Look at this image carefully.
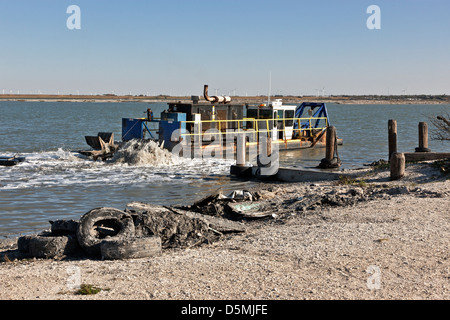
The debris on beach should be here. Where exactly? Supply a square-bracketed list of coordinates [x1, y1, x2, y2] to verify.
[184, 190, 262, 219]
[0, 199, 249, 261]
[226, 202, 275, 219]
[1, 166, 448, 262]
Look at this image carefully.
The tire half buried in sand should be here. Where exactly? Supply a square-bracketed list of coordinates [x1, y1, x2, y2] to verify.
[18, 233, 80, 259]
[101, 236, 162, 260]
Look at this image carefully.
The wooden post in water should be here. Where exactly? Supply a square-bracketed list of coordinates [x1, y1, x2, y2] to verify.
[388, 120, 397, 161]
[325, 126, 336, 162]
[390, 152, 405, 180]
[415, 122, 431, 152]
[318, 126, 340, 169]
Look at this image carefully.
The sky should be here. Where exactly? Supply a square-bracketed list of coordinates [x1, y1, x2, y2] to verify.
[1, 0, 450, 96]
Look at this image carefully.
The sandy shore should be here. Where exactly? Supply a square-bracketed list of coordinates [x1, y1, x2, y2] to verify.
[0, 162, 449, 300]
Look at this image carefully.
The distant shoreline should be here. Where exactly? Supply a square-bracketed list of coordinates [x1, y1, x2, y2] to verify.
[0, 94, 449, 105]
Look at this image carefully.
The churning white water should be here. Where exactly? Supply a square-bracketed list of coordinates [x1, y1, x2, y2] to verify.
[111, 139, 177, 166]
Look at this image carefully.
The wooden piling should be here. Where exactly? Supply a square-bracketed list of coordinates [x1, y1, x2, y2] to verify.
[325, 126, 336, 162]
[318, 126, 340, 169]
[388, 120, 397, 161]
[415, 122, 431, 152]
[390, 152, 405, 180]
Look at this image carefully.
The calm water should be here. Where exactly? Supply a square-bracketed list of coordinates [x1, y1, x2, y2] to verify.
[0, 101, 449, 237]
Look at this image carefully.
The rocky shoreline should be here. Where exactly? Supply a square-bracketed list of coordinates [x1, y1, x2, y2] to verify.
[0, 162, 449, 300]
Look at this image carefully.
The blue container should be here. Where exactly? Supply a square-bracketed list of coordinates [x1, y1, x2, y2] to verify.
[122, 118, 144, 141]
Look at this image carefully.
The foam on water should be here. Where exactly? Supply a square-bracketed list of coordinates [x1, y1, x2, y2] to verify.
[111, 139, 179, 166]
[0, 141, 234, 191]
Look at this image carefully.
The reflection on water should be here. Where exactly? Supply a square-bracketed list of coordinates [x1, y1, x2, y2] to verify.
[279, 148, 327, 168]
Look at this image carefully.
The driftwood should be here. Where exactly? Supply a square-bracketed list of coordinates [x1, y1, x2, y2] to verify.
[166, 206, 247, 233]
[127, 202, 246, 234]
[437, 115, 450, 127]
[125, 202, 246, 249]
[429, 115, 450, 141]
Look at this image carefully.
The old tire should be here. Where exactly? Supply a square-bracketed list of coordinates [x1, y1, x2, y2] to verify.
[77, 207, 135, 257]
[50, 219, 79, 236]
[17, 235, 35, 253]
[100, 236, 161, 260]
[19, 234, 80, 258]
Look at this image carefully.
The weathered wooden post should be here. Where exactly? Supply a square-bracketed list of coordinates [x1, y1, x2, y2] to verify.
[318, 126, 340, 169]
[388, 120, 397, 161]
[325, 126, 336, 162]
[415, 122, 431, 152]
[390, 152, 405, 180]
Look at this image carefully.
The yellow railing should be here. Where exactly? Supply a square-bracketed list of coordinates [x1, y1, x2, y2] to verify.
[177, 117, 328, 139]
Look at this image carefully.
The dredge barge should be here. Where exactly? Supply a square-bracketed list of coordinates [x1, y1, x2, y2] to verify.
[81, 85, 343, 161]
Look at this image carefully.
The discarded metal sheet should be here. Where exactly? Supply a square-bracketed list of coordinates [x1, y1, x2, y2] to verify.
[227, 202, 273, 218]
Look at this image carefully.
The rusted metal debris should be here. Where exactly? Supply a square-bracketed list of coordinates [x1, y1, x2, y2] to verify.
[79, 132, 118, 161]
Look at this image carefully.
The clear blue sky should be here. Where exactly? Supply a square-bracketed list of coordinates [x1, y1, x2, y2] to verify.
[1, 0, 449, 96]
